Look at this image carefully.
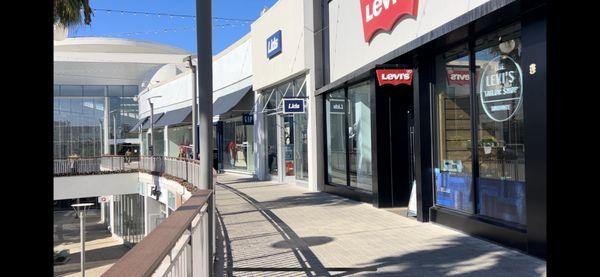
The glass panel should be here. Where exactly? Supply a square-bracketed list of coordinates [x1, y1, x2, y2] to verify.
[326, 89, 347, 185]
[168, 125, 192, 157]
[153, 128, 165, 156]
[83, 85, 105, 97]
[60, 85, 83, 97]
[123, 85, 139, 97]
[266, 114, 278, 175]
[53, 97, 104, 159]
[433, 45, 474, 213]
[475, 23, 526, 225]
[54, 85, 60, 96]
[223, 120, 249, 171]
[283, 116, 295, 176]
[347, 82, 372, 191]
[108, 85, 123, 97]
[246, 124, 255, 173]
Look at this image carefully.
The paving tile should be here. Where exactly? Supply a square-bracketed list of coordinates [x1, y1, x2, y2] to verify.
[215, 173, 546, 276]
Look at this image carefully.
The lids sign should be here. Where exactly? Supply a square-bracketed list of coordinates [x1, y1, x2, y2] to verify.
[479, 55, 523, 122]
[376, 69, 413, 86]
[360, 0, 419, 42]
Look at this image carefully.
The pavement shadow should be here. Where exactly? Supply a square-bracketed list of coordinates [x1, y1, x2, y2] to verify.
[330, 236, 545, 276]
[217, 182, 334, 276]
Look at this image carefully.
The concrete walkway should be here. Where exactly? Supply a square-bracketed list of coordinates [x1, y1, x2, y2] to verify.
[215, 173, 546, 276]
[54, 210, 129, 277]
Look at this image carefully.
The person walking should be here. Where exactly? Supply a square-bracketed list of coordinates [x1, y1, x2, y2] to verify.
[125, 149, 132, 164]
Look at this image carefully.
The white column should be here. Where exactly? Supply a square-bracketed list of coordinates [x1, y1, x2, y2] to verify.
[100, 201, 105, 224]
[164, 126, 169, 156]
[144, 194, 149, 236]
[254, 91, 267, 180]
[306, 73, 319, 192]
[103, 92, 110, 155]
[109, 196, 115, 236]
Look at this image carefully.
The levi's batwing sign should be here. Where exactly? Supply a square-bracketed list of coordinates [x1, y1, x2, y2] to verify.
[376, 69, 413, 86]
[360, 0, 419, 42]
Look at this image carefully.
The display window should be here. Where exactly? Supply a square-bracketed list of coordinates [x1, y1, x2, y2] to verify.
[324, 81, 373, 192]
[432, 23, 526, 226]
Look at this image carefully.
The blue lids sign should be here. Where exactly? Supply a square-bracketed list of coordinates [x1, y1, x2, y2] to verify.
[283, 98, 305, 114]
[267, 30, 282, 59]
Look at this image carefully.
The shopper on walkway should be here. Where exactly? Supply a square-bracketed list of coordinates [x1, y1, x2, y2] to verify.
[125, 149, 132, 164]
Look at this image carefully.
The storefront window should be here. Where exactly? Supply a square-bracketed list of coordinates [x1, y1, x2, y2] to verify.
[153, 128, 165, 156]
[475, 23, 526, 225]
[432, 23, 525, 226]
[433, 45, 474, 213]
[326, 89, 347, 186]
[222, 119, 253, 172]
[112, 194, 145, 246]
[266, 114, 278, 176]
[167, 125, 192, 158]
[347, 82, 372, 191]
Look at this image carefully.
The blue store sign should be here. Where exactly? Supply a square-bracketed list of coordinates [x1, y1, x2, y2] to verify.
[267, 30, 282, 59]
[242, 114, 254, 125]
[283, 98, 305, 114]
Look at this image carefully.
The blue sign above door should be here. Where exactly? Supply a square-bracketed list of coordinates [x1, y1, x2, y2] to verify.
[267, 30, 282, 59]
[283, 98, 305, 114]
[242, 114, 254, 125]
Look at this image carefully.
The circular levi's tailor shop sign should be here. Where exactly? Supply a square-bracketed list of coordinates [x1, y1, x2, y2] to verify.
[479, 55, 523, 122]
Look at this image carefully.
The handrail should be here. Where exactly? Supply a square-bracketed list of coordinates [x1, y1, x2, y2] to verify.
[103, 190, 212, 277]
[101, 155, 214, 277]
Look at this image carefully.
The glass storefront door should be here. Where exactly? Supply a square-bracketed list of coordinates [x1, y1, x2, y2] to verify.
[261, 75, 308, 183]
[266, 113, 278, 176]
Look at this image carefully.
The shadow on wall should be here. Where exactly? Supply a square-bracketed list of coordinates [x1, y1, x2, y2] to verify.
[330, 236, 546, 277]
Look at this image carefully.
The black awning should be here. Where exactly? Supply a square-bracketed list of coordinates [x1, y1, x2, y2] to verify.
[141, 113, 165, 130]
[154, 106, 192, 128]
[213, 85, 252, 116]
[129, 117, 148, 133]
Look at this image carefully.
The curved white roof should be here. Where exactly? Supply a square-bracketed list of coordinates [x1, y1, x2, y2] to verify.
[54, 37, 190, 55]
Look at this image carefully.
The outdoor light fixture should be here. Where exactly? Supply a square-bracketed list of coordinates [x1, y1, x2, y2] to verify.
[499, 39, 516, 54]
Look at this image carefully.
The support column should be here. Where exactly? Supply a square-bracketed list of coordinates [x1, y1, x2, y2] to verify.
[254, 91, 267, 180]
[195, 1, 214, 274]
[103, 94, 110, 155]
[144, 194, 149, 235]
[164, 126, 169, 157]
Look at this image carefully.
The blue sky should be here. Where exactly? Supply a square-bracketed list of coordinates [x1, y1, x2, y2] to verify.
[68, 0, 278, 55]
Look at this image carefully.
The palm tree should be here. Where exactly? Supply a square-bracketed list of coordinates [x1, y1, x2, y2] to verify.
[54, 0, 94, 27]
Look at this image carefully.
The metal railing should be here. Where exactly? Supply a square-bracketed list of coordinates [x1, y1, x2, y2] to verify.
[54, 156, 129, 175]
[100, 155, 125, 171]
[140, 156, 202, 187]
[54, 158, 101, 175]
[104, 155, 213, 277]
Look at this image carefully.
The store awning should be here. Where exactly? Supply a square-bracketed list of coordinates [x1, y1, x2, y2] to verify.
[128, 117, 148, 133]
[154, 106, 192, 128]
[141, 113, 165, 130]
[213, 85, 252, 116]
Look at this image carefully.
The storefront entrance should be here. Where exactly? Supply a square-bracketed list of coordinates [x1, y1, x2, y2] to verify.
[375, 72, 415, 208]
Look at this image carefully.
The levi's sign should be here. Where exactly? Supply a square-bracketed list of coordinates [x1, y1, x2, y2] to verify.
[376, 69, 413, 86]
[360, 0, 419, 42]
[447, 69, 470, 86]
[283, 98, 305, 114]
[267, 30, 282, 59]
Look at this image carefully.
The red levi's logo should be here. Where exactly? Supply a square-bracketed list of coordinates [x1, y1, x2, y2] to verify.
[447, 69, 470, 86]
[376, 69, 413, 86]
[360, 0, 419, 42]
